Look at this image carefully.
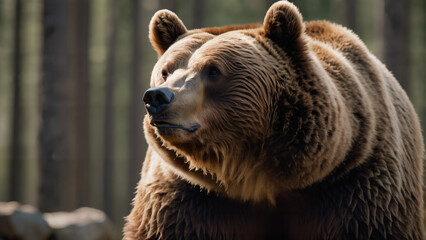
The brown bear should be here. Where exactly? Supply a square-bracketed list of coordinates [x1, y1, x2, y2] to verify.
[124, 1, 424, 239]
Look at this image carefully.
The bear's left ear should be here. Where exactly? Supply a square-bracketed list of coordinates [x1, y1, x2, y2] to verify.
[263, 1, 305, 55]
[149, 10, 188, 56]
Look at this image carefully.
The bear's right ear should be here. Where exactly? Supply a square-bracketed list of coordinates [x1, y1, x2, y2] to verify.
[149, 10, 188, 56]
[263, 1, 306, 56]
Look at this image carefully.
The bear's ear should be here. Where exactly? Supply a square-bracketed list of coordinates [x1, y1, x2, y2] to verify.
[149, 10, 188, 56]
[263, 1, 305, 54]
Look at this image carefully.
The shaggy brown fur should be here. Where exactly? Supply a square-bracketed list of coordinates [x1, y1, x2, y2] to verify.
[124, 1, 424, 239]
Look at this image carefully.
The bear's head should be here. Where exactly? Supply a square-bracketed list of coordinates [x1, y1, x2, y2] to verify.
[143, 1, 352, 203]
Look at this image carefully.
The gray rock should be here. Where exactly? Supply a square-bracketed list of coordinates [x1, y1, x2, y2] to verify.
[0, 201, 52, 240]
[44, 207, 114, 240]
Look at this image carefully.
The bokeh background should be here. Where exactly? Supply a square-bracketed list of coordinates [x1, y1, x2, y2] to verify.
[0, 0, 425, 237]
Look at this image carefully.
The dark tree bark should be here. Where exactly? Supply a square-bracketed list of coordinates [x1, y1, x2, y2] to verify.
[192, 0, 205, 28]
[345, 0, 357, 32]
[159, 0, 176, 11]
[103, 0, 119, 218]
[40, 0, 73, 212]
[373, 0, 385, 60]
[267, 0, 277, 7]
[127, 0, 145, 213]
[39, 0, 89, 212]
[70, 0, 90, 208]
[10, 0, 23, 203]
[384, 0, 410, 92]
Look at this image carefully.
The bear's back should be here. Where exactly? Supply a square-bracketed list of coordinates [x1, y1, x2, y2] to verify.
[302, 20, 424, 239]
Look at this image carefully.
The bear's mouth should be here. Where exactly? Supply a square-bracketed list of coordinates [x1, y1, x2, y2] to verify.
[152, 121, 201, 133]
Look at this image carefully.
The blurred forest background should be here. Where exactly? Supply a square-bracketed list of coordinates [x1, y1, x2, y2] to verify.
[0, 0, 425, 237]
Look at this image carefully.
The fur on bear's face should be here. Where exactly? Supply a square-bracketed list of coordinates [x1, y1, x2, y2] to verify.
[144, 2, 352, 203]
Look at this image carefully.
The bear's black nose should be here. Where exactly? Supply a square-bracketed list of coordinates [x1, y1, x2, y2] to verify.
[143, 87, 174, 115]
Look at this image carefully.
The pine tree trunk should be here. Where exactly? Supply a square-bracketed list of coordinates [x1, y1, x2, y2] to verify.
[159, 0, 176, 11]
[127, 0, 144, 213]
[39, 0, 89, 212]
[345, 0, 357, 32]
[70, 0, 90, 208]
[384, 0, 410, 92]
[10, 0, 23, 203]
[373, 0, 385, 60]
[193, 0, 205, 28]
[103, 0, 119, 218]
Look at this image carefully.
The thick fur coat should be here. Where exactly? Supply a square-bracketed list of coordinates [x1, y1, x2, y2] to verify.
[124, 2, 424, 239]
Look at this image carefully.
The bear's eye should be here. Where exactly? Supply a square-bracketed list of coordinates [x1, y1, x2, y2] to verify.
[161, 70, 168, 81]
[206, 66, 221, 82]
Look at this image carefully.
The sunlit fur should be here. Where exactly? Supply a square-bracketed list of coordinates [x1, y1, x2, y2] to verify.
[125, 2, 424, 239]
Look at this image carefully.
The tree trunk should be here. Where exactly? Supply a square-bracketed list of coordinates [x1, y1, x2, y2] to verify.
[373, 0, 385, 60]
[384, 0, 410, 92]
[159, 0, 176, 11]
[10, 0, 23, 203]
[103, 0, 119, 218]
[192, 0, 205, 28]
[40, 0, 73, 212]
[127, 0, 144, 213]
[39, 0, 89, 212]
[267, 0, 277, 7]
[69, 0, 90, 209]
[345, 0, 357, 33]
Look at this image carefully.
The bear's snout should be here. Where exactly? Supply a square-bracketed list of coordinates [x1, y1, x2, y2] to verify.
[143, 87, 174, 115]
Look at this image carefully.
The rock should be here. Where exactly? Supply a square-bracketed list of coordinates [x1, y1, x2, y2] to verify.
[44, 207, 114, 240]
[0, 201, 52, 240]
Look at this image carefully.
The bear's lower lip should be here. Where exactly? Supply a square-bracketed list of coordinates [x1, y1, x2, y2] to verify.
[153, 121, 200, 133]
